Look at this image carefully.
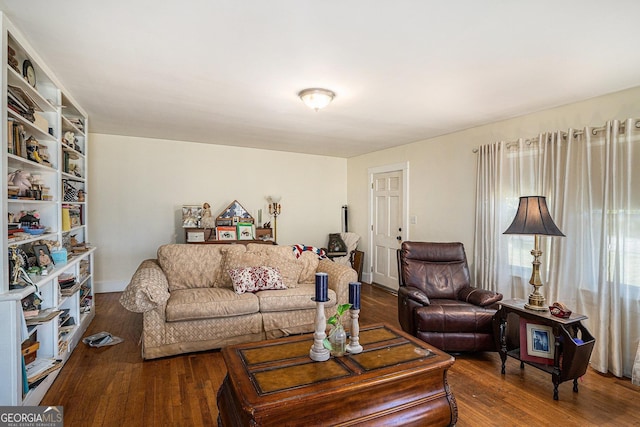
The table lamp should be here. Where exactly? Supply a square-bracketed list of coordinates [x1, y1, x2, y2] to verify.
[503, 196, 565, 311]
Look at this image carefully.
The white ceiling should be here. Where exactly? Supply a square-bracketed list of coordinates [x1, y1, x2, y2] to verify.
[1, 1, 640, 158]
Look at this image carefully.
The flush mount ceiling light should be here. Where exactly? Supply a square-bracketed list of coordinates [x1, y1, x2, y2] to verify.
[298, 88, 335, 111]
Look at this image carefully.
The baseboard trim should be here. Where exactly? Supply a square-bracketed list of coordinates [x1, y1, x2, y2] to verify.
[368, 282, 398, 296]
[95, 280, 127, 293]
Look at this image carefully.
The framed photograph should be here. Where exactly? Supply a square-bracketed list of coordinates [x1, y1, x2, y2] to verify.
[216, 226, 237, 241]
[519, 318, 555, 365]
[33, 244, 54, 268]
[182, 205, 202, 228]
[237, 223, 254, 240]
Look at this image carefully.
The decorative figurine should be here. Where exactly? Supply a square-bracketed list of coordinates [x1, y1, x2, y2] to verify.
[201, 202, 215, 229]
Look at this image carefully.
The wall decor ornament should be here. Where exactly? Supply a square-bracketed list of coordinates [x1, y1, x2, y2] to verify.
[216, 200, 254, 227]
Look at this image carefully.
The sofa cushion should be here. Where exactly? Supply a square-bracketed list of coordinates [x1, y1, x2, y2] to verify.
[158, 244, 246, 291]
[257, 284, 337, 312]
[415, 299, 496, 333]
[244, 244, 305, 288]
[229, 266, 287, 294]
[166, 287, 259, 322]
[220, 250, 268, 288]
[264, 253, 304, 288]
[297, 251, 320, 284]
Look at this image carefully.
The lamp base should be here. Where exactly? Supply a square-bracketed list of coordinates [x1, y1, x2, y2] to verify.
[525, 236, 548, 311]
[524, 293, 547, 311]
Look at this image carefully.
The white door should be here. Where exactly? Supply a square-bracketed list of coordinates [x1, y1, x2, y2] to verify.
[372, 170, 403, 290]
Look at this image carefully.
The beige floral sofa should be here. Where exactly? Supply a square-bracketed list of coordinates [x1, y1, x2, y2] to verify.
[120, 243, 357, 359]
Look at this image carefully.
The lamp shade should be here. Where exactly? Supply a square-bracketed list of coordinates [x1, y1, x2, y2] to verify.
[503, 196, 565, 236]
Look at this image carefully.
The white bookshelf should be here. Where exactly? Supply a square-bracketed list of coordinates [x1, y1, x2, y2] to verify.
[0, 12, 95, 405]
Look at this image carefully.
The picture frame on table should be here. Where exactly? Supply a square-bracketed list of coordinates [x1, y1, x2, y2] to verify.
[519, 318, 555, 365]
[217, 226, 237, 241]
[182, 205, 202, 228]
[33, 244, 54, 268]
[237, 223, 254, 240]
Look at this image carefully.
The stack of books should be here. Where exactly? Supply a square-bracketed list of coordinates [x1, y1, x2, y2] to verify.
[7, 85, 39, 123]
[25, 358, 62, 386]
[59, 274, 80, 296]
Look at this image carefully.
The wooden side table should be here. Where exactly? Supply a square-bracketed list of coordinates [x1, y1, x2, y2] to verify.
[495, 299, 595, 400]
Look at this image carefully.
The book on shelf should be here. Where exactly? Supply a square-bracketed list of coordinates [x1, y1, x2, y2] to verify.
[25, 358, 62, 385]
[59, 278, 76, 288]
[58, 309, 70, 324]
[59, 311, 75, 327]
[8, 84, 42, 114]
[21, 357, 28, 395]
[58, 340, 69, 355]
[58, 273, 76, 286]
[60, 281, 81, 296]
[59, 324, 75, 334]
[7, 118, 14, 154]
[23, 309, 40, 319]
[25, 308, 62, 326]
[7, 122, 26, 158]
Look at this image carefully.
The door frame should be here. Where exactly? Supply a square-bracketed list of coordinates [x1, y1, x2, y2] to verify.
[366, 161, 410, 285]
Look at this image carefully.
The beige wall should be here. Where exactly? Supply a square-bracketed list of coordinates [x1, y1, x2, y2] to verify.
[89, 86, 640, 291]
[88, 134, 347, 292]
[347, 86, 640, 284]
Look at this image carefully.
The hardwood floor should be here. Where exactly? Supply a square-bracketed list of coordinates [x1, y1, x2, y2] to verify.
[43, 285, 639, 426]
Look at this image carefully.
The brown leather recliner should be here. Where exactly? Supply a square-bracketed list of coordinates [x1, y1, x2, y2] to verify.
[397, 241, 503, 352]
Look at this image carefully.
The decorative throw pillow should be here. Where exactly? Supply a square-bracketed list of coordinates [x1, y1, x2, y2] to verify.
[229, 266, 286, 294]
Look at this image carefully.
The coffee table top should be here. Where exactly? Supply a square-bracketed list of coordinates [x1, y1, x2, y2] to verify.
[222, 323, 455, 400]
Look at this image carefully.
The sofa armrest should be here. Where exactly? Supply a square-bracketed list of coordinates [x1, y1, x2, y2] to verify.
[458, 286, 503, 307]
[119, 259, 171, 313]
[398, 285, 430, 306]
[317, 258, 357, 306]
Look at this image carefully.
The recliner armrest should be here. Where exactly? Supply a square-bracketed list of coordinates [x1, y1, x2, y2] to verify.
[398, 285, 430, 306]
[458, 286, 502, 307]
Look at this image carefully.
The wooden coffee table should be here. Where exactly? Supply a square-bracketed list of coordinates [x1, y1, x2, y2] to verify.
[217, 323, 457, 426]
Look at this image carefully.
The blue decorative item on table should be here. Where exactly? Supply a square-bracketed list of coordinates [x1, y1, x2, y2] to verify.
[23, 226, 45, 235]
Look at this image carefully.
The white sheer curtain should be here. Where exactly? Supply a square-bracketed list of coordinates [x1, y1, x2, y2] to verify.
[474, 118, 640, 378]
